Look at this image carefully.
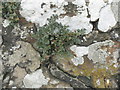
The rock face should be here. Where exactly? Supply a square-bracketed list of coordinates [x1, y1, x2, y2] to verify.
[8, 41, 41, 72]
[1, 0, 120, 89]
[23, 69, 50, 88]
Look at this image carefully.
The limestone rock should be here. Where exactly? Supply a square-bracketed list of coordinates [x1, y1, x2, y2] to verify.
[111, 0, 120, 23]
[8, 41, 41, 72]
[88, 0, 117, 32]
[56, 15, 93, 34]
[48, 63, 88, 88]
[23, 69, 49, 88]
[52, 52, 94, 76]
[20, 0, 66, 27]
[88, 40, 119, 65]
[0, 35, 2, 46]
[0, 57, 2, 89]
[98, 5, 117, 32]
[88, 0, 106, 21]
[70, 45, 89, 65]
[20, 0, 93, 34]
[0, 30, 1, 40]
[12, 66, 27, 87]
[3, 19, 10, 28]
[52, 40, 120, 88]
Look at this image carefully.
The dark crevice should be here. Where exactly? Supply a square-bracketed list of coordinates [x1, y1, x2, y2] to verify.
[42, 57, 93, 88]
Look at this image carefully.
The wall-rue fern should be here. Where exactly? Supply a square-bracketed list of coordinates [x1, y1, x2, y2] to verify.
[33, 15, 85, 61]
[2, 2, 20, 26]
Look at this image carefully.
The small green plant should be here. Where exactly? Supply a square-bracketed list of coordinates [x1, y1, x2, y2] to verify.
[33, 15, 85, 61]
[2, 2, 20, 25]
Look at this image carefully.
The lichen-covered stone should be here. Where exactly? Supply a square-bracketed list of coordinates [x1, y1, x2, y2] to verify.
[88, 0, 117, 32]
[20, 0, 93, 34]
[88, 0, 106, 21]
[52, 40, 120, 88]
[0, 35, 2, 46]
[88, 40, 119, 74]
[8, 41, 41, 72]
[70, 45, 89, 65]
[12, 65, 27, 87]
[111, 0, 120, 22]
[23, 69, 50, 88]
[2, 19, 10, 28]
[98, 5, 117, 32]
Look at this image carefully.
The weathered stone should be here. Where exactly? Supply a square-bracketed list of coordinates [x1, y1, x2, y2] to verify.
[70, 45, 89, 65]
[8, 41, 41, 72]
[0, 35, 2, 46]
[48, 63, 88, 88]
[0, 48, 2, 75]
[110, 28, 120, 41]
[23, 69, 50, 88]
[65, 0, 75, 2]
[2, 25, 20, 53]
[88, 40, 119, 65]
[2, 19, 10, 28]
[12, 65, 27, 87]
[55, 82, 73, 88]
[20, 0, 93, 34]
[98, 5, 117, 32]
[9, 80, 14, 86]
[88, 0, 106, 21]
[0, 54, 2, 89]
[111, 0, 120, 23]
[52, 52, 93, 76]
[52, 40, 120, 88]
[0, 26, 2, 46]
[1, 0, 120, 88]
[0, 75, 3, 90]
[40, 66, 72, 88]
[87, 40, 119, 88]
[3, 76, 10, 84]
[88, 0, 117, 32]
[0, 57, 2, 75]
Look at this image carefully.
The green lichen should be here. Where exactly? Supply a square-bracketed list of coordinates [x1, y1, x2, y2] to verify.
[33, 15, 85, 61]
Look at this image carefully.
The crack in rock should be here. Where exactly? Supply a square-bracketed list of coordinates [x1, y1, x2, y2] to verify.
[48, 63, 92, 88]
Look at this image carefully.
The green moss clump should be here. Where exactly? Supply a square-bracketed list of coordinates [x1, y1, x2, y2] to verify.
[33, 15, 85, 61]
